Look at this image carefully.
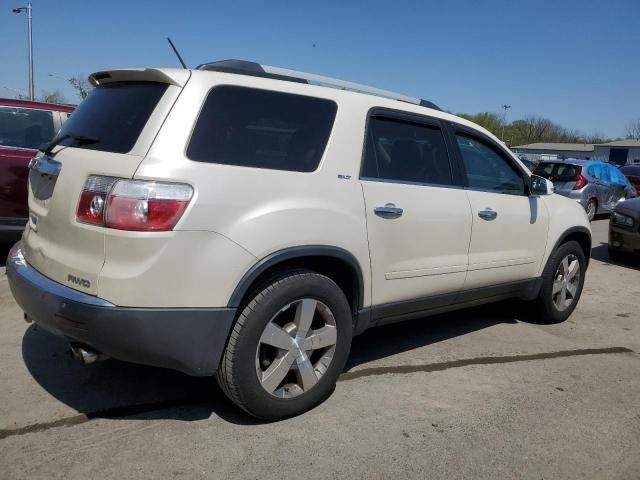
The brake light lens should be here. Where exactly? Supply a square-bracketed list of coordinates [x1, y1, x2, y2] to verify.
[77, 176, 118, 225]
[573, 168, 588, 190]
[77, 176, 193, 231]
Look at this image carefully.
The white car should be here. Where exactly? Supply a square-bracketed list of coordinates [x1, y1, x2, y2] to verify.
[7, 60, 591, 419]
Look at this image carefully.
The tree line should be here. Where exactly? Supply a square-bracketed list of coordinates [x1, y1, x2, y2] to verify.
[455, 111, 640, 146]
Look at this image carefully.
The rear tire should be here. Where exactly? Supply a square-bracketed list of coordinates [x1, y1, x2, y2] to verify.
[585, 199, 597, 222]
[528, 241, 586, 324]
[216, 269, 352, 420]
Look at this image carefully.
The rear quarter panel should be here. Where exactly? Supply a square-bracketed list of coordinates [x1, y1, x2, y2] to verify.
[134, 73, 373, 308]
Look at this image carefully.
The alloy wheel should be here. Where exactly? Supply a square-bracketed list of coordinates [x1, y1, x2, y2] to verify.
[255, 298, 338, 398]
[552, 254, 581, 312]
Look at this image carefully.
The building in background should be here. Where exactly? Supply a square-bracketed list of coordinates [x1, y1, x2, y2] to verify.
[592, 140, 640, 166]
[514, 140, 640, 166]
[512, 142, 594, 162]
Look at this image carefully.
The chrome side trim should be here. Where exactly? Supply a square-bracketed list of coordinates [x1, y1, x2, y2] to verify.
[7, 243, 115, 307]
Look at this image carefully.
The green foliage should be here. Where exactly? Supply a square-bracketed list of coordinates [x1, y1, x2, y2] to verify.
[456, 111, 614, 146]
[68, 75, 92, 100]
[41, 90, 67, 104]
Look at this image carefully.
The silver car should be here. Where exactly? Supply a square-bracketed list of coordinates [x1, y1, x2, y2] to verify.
[534, 159, 637, 221]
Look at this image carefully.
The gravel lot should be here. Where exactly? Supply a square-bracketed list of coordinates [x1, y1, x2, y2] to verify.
[1, 218, 639, 479]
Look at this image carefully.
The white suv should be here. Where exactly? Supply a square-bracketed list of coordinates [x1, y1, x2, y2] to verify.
[7, 60, 591, 419]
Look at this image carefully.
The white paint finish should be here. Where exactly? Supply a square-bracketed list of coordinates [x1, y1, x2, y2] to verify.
[98, 230, 256, 307]
[361, 180, 471, 305]
[464, 191, 550, 289]
[537, 193, 591, 276]
[18, 65, 591, 313]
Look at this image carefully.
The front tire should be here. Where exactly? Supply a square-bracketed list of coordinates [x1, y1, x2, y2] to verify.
[216, 270, 352, 420]
[529, 241, 586, 324]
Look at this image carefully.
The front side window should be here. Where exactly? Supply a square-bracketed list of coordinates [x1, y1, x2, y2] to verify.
[0, 106, 54, 149]
[187, 86, 337, 172]
[456, 134, 525, 195]
[361, 117, 453, 185]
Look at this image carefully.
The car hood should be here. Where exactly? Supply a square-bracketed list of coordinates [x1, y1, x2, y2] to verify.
[615, 197, 640, 217]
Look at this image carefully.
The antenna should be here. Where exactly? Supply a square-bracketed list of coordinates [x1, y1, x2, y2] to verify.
[167, 37, 187, 69]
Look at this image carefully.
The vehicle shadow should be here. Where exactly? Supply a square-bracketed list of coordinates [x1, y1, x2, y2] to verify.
[21, 302, 519, 425]
[591, 242, 640, 271]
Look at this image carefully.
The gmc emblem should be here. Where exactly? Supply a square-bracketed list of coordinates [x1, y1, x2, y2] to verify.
[67, 274, 91, 289]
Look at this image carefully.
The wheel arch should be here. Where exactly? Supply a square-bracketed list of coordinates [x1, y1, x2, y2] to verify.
[227, 246, 365, 315]
[550, 226, 592, 267]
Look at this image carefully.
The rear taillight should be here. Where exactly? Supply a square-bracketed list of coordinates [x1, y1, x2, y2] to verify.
[77, 176, 193, 231]
[573, 168, 588, 190]
[77, 176, 118, 226]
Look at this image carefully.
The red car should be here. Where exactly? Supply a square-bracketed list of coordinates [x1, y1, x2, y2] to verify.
[0, 98, 74, 242]
[620, 164, 640, 194]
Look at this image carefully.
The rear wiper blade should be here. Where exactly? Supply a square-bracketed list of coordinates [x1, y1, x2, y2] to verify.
[40, 133, 100, 156]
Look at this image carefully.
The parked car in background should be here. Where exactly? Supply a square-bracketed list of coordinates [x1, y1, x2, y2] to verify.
[520, 158, 536, 171]
[533, 159, 637, 221]
[620, 164, 640, 193]
[0, 98, 74, 241]
[609, 197, 640, 260]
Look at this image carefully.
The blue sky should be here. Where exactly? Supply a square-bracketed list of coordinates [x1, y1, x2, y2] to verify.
[2, 0, 638, 138]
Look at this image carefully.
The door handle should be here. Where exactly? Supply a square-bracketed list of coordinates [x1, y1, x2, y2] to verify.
[374, 204, 403, 218]
[478, 209, 497, 221]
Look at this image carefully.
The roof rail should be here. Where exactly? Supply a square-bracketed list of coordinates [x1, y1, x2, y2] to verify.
[196, 60, 442, 111]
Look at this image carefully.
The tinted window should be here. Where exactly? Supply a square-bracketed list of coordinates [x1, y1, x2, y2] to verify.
[56, 82, 168, 153]
[0, 106, 54, 149]
[187, 86, 337, 172]
[361, 117, 453, 185]
[537, 162, 580, 182]
[456, 134, 525, 195]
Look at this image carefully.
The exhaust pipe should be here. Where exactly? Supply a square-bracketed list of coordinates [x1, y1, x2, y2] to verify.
[70, 342, 108, 365]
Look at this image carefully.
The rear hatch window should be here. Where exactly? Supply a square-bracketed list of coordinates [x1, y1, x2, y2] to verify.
[55, 82, 168, 153]
[535, 163, 578, 182]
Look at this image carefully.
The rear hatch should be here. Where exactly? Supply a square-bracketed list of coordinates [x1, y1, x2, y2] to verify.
[22, 69, 190, 295]
[533, 162, 581, 195]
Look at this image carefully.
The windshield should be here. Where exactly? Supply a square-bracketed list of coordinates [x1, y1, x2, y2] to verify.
[535, 162, 579, 182]
[56, 81, 167, 154]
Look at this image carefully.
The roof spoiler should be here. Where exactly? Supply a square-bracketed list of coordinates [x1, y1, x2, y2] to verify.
[88, 68, 191, 88]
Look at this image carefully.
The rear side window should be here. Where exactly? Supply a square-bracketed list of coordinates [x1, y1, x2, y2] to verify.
[187, 86, 337, 172]
[361, 117, 453, 185]
[456, 134, 525, 195]
[0, 106, 54, 149]
[56, 82, 168, 153]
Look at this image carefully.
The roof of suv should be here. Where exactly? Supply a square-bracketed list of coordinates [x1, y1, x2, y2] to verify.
[0, 97, 75, 112]
[87, 63, 518, 157]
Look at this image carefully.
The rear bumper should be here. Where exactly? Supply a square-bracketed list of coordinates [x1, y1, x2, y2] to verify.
[6, 242, 236, 376]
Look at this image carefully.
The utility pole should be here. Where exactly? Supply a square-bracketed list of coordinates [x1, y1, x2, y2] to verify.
[12, 3, 34, 101]
[501, 104, 511, 142]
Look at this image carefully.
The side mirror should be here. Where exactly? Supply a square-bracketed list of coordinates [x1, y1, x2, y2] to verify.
[530, 174, 554, 196]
